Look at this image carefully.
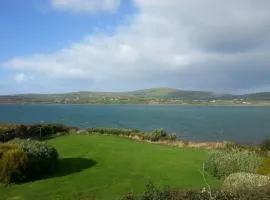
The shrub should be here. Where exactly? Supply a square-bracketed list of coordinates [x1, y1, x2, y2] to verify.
[237, 183, 270, 200]
[185, 190, 239, 200]
[149, 129, 176, 142]
[169, 134, 177, 141]
[223, 141, 263, 155]
[26, 123, 72, 138]
[0, 143, 18, 156]
[122, 182, 270, 200]
[88, 128, 134, 136]
[223, 141, 240, 150]
[222, 172, 270, 192]
[0, 123, 76, 142]
[258, 157, 270, 176]
[122, 182, 179, 200]
[121, 183, 239, 200]
[261, 138, 270, 152]
[9, 139, 59, 181]
[0, 144, 27, 183]
[87, 128, 177, 142]
[205, 150, 262, 179]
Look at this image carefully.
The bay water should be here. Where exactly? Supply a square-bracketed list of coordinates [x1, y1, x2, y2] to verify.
[0, 104, 270, 144]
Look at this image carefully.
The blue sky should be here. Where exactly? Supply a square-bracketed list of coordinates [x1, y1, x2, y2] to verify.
[0, 0, 135, 61]
[1, 0, 270, 94]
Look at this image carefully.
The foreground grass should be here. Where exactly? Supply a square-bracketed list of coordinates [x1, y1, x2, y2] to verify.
[0, 135, 219, 200]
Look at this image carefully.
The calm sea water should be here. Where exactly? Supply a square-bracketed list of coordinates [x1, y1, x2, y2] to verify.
[0, 104, 269, 144]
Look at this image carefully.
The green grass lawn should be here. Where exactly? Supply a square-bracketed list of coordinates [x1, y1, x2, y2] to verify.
[0, 135, 219, 200]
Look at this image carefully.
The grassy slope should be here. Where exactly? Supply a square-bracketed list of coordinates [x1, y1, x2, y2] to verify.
[0, 135, 219, 200]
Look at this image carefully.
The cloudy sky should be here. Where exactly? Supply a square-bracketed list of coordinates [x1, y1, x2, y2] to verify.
[1, 0, 270, 94]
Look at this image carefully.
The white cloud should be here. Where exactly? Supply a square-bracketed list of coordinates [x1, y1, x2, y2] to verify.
[14, 73, 26, 84]
[51, 0, 121, 13]
[3, 0, 270, 92]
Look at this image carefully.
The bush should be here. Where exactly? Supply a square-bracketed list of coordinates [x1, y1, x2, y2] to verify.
[237, 184, 270, 200]
[223, 141, 264, 156]
[205, 150, 262, 179]
[0, 123, 76, 142]
[261, 138, 270, 152]
[88, 128, 134, 136]
[149, 129, 177, 142]
[122, 182, 270, 200]
[222, 172, 270, 192]
[0, 143, 18, 156]
[185, 190, 239, 200]
[121, 183, 239, 200]
[0, 144, 27, 183]
[9, 139, 59, 181]
[258, 157, 270, 176]
[223, 141, 240, 150]
[122, 182, 180, 200]
[87, 128, 177, 142]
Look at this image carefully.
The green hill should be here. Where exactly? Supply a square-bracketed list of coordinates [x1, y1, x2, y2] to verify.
[0, 88, 270, 104]
[241, 92, 270, 101]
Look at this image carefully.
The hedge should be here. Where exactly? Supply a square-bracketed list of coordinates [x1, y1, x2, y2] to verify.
[122, 182, 270, 200]
[0, 123, 77, 142]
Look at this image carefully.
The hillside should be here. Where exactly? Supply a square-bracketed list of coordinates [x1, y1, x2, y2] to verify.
[241, 92, 270, 101]
[0, 88, 270, 104]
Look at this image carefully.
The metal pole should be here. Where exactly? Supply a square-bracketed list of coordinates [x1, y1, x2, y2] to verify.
[40, 127, 42, 141]
[40, 121, 44, 141]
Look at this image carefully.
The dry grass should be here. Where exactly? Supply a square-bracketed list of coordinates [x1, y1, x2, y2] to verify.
[122, 135, 225, 149]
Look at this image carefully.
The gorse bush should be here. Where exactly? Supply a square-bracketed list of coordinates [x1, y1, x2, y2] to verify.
[222, 172, 270, 192]
[8, 139, 59, 182]
[0, 144, 27, 183]
[204, 150, 262, 179]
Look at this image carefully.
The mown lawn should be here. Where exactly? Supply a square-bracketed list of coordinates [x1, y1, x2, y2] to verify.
[0, 135, 219, 200]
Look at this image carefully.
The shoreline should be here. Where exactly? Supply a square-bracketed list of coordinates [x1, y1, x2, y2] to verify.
[1, 102, 270, 107]
[0, 123, 264, 149]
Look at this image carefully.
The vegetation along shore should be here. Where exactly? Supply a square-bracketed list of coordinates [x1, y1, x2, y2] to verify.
[0, 123, 270, 200]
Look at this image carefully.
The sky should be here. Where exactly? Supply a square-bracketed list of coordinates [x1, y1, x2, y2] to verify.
[1, 0, 270, 94]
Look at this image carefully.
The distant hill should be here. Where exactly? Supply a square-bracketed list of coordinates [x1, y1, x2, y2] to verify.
[0, 88, 270, 104]
[131, 88, 177, 97]
[240, 92, 270, 101]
